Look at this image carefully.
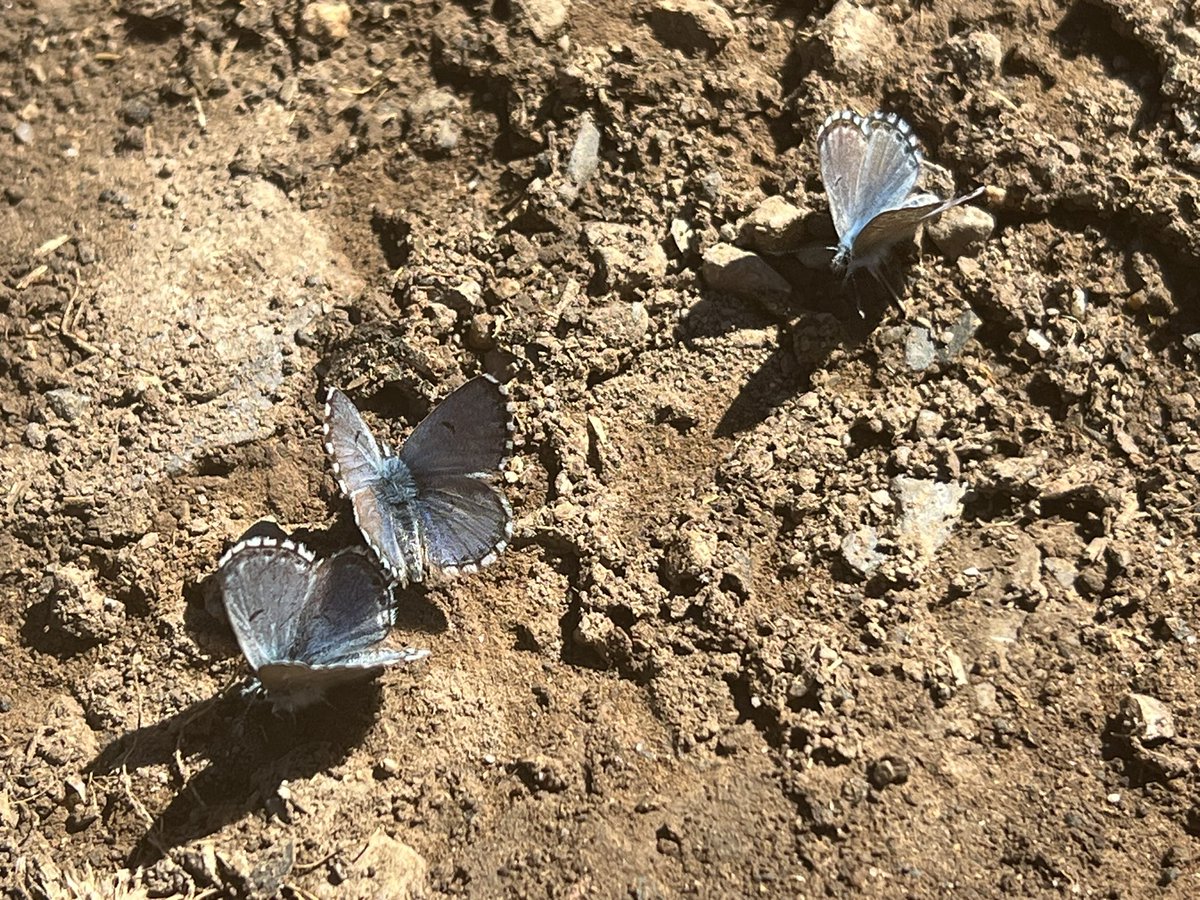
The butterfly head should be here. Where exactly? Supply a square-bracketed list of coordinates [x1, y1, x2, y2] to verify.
[830, 244, 853, 275]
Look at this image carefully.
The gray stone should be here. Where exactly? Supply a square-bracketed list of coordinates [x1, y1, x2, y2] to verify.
[735, 196, 808, 254]
[892, 476, 966, 562]
[701, 243, 792, 312]
[670, 217, 696, 256]
[45, 389, 91, 422]
[558, 112, 600, 205]
[25, 421, 48, 449]
[841, 526, 884, 576]
[1121, 693, 1175, 743]
[927, 205, 994, 259]
[905, 326, 936, 371]
[912, 410, 944, 440]
[13, 122, 33, 145]
[1042, 557, 1078, 590]
[938, 307, 982, 362]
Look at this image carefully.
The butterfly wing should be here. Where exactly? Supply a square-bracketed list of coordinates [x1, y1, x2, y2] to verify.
[217, 537, 317, 673]
[398, 375, 513, 478]
[292, 548, 396, 661]
[398, 375, 513, 577]
[413, 473, 514, 576]
[326, 377, 514, 583]
[857, 112, 924, 210]
[323, 388, 386, 497]
[256, 646, 429, 712]
[818, 110, 870, 242]
[324, 389, 424, 582]
[853, 186, 986, 264]
[242, 547, 429, 711]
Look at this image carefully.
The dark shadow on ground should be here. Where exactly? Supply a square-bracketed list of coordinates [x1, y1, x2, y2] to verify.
[676, 258, 890, 437]
[88, 680, 397, 867]
[103, 520, 443, 865]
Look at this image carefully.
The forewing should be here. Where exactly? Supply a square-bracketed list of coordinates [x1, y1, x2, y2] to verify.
[414, 473, 513, 576]
[398, 375, 513, 479]
[349, 484, 424, 584]
[323, 388, 385, 498]
[817, 110, 869, 241]
[217, 537, 318, 672]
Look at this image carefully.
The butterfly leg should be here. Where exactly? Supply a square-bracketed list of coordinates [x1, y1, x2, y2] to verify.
[868, 260, 904, 308]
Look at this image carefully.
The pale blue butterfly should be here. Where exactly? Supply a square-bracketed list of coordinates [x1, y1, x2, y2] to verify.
[323, 375, 514, 586]
[819, 109, 983, 281]
[217, 536, 429, 711]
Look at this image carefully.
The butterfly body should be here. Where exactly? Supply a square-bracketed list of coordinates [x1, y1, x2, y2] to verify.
[323, 375, 514, 586]
[217, 536, 429, 712]
[818, 109, 982, 279]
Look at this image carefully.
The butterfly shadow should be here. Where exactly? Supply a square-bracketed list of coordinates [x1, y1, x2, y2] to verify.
[87, 678, 392, 868]
[677, 263, 891, 437]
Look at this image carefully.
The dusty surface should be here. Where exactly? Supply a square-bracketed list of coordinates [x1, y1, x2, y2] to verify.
[3, 0, 1200, 896]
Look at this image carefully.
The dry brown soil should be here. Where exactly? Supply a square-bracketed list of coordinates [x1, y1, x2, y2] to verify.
[4, 0, 1200, 896]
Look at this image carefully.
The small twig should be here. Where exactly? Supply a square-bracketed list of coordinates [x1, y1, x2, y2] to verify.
[15, 264, 47, 290]
[35, 234, 70, 256]
[6, 479, 28, 518]
[118, 766, 155, 829]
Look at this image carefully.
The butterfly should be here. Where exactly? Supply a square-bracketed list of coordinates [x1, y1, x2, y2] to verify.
[217, 535, 429, 711]
[323, 375, 514, 586]
[818, 109, 983, 280]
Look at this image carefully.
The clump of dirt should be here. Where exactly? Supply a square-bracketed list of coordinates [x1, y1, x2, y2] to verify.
[3, 0, 1200, 896]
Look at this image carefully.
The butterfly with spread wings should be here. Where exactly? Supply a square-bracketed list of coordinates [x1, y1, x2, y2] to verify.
[322, 375, 515, 587]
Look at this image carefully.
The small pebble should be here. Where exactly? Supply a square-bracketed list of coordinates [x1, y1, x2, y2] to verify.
[867, 755, 910, 789]
[121, 98, 153, 126]
[302, 1, 351, 42]
[375, 757, 401, 778]
[25, 421, 48, 449]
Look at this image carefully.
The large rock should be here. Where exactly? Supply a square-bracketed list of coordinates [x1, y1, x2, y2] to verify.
[799, 1, 897, 85]
[927, 205, 995, 259]
[702, 243, 792, 312]
[735, 196, 809, 254]
[647, 0, 735, 56]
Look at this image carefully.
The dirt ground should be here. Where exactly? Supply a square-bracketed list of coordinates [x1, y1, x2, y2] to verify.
[3, 0, 1200, 896]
